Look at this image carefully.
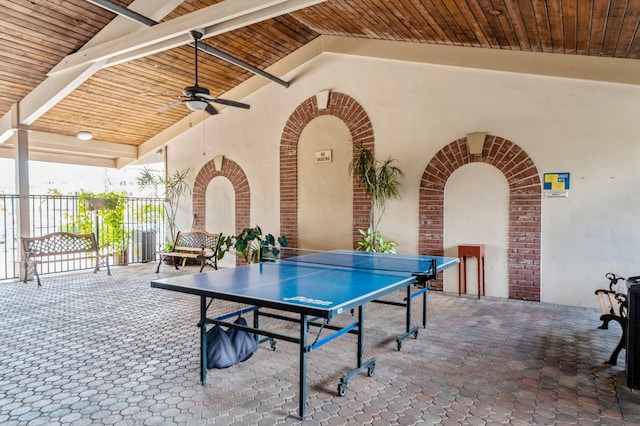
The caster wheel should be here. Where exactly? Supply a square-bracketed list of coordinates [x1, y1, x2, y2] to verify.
[367, 366, 375, 377]
[269, 340, 276, 351]
[337, 383, 348, 396]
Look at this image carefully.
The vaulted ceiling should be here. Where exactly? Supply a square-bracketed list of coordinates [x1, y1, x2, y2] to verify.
[2, 0, 640, 167]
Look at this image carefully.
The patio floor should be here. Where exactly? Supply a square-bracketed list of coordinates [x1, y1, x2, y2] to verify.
[0, 263, 637, 425]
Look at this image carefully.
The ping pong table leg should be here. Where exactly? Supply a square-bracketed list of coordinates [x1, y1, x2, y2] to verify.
[396, 283, 429, 351]
[200, 296, 207, 385]
[338, 305, 376, 396]
[405, 285, 412, 335]
[299, 313, 308, 420]
[422, 286, 427, 327]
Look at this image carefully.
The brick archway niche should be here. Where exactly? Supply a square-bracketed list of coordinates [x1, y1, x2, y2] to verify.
[419, 136, 542, 301]
[280, 92, 374, 248]
[191, 157, 250, 238]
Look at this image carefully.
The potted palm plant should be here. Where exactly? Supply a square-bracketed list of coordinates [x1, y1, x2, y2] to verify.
[348, 143, 403, 252]
[137, 167, 191, 251]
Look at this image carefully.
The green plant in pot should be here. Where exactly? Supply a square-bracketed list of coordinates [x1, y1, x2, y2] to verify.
[348, 143, 403, 253]
[356, 228, 397, 253]
[137, 167, 191, 247]
[98, 192, 129, 264]
[218, 225, 288, 264]
[67, 190, 130, 263]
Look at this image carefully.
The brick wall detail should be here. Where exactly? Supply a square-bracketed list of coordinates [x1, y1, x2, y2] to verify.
[419, 135, 542, 301]
[191, 157, 250, 238]
[280, 92, 374, 248]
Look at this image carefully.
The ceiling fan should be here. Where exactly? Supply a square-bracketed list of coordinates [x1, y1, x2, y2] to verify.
[159, 30, 250, 115]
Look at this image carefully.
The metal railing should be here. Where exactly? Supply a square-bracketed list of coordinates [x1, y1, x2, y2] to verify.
[0, 194, 166, 281]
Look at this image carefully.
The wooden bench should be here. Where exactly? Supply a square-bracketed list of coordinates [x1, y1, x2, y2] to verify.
[156, 230, 221, 273]
[595, 272, 628, 365]
[21, 232, 112, 286]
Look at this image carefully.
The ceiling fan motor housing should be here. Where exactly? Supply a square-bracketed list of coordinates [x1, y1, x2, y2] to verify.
[183, 85, 210, 97]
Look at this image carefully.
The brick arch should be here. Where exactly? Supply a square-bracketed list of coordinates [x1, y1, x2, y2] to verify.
[191, 157, 250, 237]
[280, 92, 374, 248]
[419, 135, 541, 301]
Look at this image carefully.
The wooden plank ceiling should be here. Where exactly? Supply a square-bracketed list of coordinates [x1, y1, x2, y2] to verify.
[1, 0, 639, 165]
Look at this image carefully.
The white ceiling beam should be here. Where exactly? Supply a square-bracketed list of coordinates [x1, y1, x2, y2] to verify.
[5, 131, 137, 159]
[0, 104, 18, 145]
[49, 0, 291, 75]
[51, 0, 327, 73]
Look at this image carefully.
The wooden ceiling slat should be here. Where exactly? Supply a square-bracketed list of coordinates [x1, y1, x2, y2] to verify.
[561, 0, 578, 54]
[575, 0, 593, 55]
[393, 0, 443, 43]
[601, 0, 632, 56]
[625, 10, 640, 57]
[330, 2, 396, 38]
[425, 0, 467, 46]
[300, 2, 375, 38]
[438, 0, 485, 47]
[228, 19, 317, 63]
[44, 99, 181, 129]
[4, 1, 106, 49]
[530, 0, 553, 52]
[544, 0, 565, 53]
[614, 2, 640, 56]
[590, 0, 611, 56]
[480, 0, 517, 49]
[396, 1, 449, 44]
[0, 40, 58, 70]
[264, 15, 318, 47]
[459, 0, 497, 48]
[1, 14, 79, 53]
[514, 0, 542, 52]
[375, 1, 428, 41]
[290, 4, 360, 38]
[4, 0, 640, 150]
[501, 0, 532, 50]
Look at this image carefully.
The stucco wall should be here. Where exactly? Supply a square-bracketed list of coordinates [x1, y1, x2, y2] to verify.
[167, 52, 640, 309]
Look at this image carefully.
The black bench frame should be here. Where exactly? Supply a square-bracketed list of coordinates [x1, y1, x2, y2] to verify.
[595, 272, 627, 365]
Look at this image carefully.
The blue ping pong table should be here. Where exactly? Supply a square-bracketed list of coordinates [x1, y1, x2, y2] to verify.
[151, 249, 459, 419]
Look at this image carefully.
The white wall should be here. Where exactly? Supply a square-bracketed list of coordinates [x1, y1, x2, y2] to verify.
[298, 116, 353, 250]
[167, 51, 640, 309]
[443, 164, 509, 298]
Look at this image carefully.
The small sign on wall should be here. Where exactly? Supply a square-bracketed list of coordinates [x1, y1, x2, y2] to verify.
[544, 172, 570, 197]
[315, 149, 333, 164]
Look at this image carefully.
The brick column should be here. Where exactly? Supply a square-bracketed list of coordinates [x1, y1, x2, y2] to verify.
[419, 136, 542, 301]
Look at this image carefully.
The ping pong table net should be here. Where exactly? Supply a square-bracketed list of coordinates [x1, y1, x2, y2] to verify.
[264, 247, 438, 279]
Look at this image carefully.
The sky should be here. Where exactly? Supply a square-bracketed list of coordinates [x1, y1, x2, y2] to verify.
[0, 158, 163, 197]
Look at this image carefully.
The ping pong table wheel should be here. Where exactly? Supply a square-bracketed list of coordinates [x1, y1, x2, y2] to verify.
[397, 341, 402, 351]
[337, 383, 348, 396]
[269, 339, 276, 351]
[367, 366, 375, 377]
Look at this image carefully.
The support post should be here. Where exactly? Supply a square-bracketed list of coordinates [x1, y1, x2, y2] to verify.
[15, 127, 31, 281]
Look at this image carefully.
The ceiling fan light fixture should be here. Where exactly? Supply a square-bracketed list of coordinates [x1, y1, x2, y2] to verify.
[185, 100, 208, 111]
[76, 131, 93, 140]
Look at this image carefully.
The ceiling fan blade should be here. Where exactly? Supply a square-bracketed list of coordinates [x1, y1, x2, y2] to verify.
[157, 100, 183, 112]
[204, 103, 218, 115]
[196, 93, 250, 109]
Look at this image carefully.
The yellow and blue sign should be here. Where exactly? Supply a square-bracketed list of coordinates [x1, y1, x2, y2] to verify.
[543, 172, 570, 191]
